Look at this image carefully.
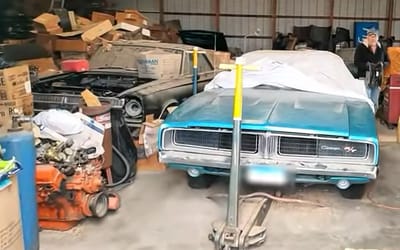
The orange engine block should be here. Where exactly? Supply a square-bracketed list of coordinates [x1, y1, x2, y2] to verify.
[36, 161, 120, 231]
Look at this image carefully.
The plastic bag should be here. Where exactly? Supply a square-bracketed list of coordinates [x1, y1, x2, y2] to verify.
[33, 109, 84, 135]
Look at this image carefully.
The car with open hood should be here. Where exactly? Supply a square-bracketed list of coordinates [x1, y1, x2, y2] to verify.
[32, 41, 223, 129]
[157, 50, 379, 199]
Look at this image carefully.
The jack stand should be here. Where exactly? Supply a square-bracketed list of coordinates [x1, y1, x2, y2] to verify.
[209, 197, 270, 250]
[209, 58, 269, 250]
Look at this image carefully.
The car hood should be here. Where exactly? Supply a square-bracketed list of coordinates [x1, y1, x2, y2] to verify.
[163, 88, 377, 139]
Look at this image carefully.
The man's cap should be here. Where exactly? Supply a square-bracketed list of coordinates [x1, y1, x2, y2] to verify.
[364, 28, 378, 37]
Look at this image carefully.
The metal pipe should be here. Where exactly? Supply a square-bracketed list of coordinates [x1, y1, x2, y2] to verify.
[226, 58, 244, 227]
[214, 0, 220, 32]
[386, 0, 394, 38]
[192, 47, 199, 95]
[271, 0, 277, 39]
[159, 0, 165, 24]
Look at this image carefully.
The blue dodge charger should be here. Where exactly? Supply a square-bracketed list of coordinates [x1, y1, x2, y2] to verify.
[157, 51, 379, 199]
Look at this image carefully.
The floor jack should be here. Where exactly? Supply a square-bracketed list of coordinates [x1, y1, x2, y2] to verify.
[208, 58, 271, 250]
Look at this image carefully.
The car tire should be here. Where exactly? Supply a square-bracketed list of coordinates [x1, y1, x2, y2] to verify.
[339, 184, 367, 199]
[187, 174, 215, 189]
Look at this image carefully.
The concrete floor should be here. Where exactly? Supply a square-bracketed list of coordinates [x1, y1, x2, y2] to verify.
[41, 143, 400, 250]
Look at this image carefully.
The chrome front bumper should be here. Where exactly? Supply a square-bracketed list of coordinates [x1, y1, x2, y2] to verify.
[159, 151, 378, 179]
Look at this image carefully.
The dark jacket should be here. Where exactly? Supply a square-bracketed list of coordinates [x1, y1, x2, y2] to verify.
[354, 43, 384, 78]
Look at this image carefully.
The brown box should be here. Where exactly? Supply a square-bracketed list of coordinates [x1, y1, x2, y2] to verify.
[81, 20, 113, 42]
[92, 11, 115, 24]
[22, 94, 33, 115]
[136, 152, 166, 172]
[60, 52, 88, 60]
[102, 30, 124, 41]
[148, 24, 179, 43]
[36, 33, 57, 54]
[206, 51, 232, 69]
[0, 176, 24, 250]
[33, 13, 62, 33]
[77, 16, 94, 27]
[0, 65, 31, 101]
[3, 38, 35, 45]
[54, 39, 88, 52]
[0, 94, 33, 120]
[115, 9, 148, 27]
[16, 58, 59, 77]
[0, 98, 24, 123]
[136, 50, 181, 79]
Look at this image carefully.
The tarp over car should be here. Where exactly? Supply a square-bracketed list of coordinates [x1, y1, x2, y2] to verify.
[204, 50, 374, 111]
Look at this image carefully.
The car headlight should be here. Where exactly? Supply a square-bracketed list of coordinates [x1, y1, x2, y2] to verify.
[318, 140, 368, 158]
[124, 99, 143, 118]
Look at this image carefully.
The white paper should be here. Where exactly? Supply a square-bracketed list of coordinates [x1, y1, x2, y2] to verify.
[69, 112, 105, 158]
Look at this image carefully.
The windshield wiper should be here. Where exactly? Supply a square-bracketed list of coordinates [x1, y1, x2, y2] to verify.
[95, 66, 137, 71]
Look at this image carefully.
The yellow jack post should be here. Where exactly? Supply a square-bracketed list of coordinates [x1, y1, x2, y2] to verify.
[209, 58, 269, 250]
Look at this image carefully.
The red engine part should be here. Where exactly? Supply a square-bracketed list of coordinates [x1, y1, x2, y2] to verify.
[36, 161, 119, 231]
[382, 74, 400, 125]
[61, 59, 89, 72]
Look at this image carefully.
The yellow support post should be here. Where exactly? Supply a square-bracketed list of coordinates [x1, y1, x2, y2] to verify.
[192, 47, 199, 95]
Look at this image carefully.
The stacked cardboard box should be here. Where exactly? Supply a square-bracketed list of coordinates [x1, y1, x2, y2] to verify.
[115, 9, 149, 27]
[136, 50, 181, 79]
[0, 65, 33, 126]
[91, 11, 115, 24]
[33, 9, 154, 60]
[33, 13, 63, 34]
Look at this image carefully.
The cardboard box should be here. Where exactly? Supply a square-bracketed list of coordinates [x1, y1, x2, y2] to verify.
[113, 22, 141, 32]
[0, 98, 24, 123]
[16, 58, 59, 77]
[0, 65, 31, 101]
[36, 33, 57, 54]
[102, 30, 124, 41]
[60, 52, 88, 60]
[206, 51, 232, 69]
[77, 16, 94, 27]
[136, 50, 181, 79]
[136, 152, 166, 172]
[148, 24, 179, 43]
[115, 9, 148, 27]
[3, 38, 35, 45]
[33, 13, 61, 33]
[92, 11, 115, 24]
[54, 39, 88, 52]
[0, 93, 32, 111]
[0, 176, 24, 250]
[81, 20, 113, 42]
[22, 94, 33, 115]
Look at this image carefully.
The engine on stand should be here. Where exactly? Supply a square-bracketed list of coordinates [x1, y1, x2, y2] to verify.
[35, 139, 120, 231]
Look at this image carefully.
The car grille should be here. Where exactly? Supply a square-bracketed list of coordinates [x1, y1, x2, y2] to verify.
[278, 136, 368, 158]
[174, 130, 259, 153]
[279, 137, 317, 156]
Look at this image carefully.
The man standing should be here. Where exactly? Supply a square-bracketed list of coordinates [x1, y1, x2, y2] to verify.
[354, 30, 384, 109]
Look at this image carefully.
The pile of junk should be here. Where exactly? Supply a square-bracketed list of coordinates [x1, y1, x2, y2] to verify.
[31, 93, 137, 231]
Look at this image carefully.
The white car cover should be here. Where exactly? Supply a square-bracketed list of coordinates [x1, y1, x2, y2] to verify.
[205, 50, 374, 111]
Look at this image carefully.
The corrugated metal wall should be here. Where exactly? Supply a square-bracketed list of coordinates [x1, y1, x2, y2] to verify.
[164, 0, 213, 30]
[333, 0, 388, 39]
[117, 0, 160, 23]
[116, 0, 397, 51]
[220, 0, 273, 52]
[276, 0, 331, 33]
[393, 0, 400, 39]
